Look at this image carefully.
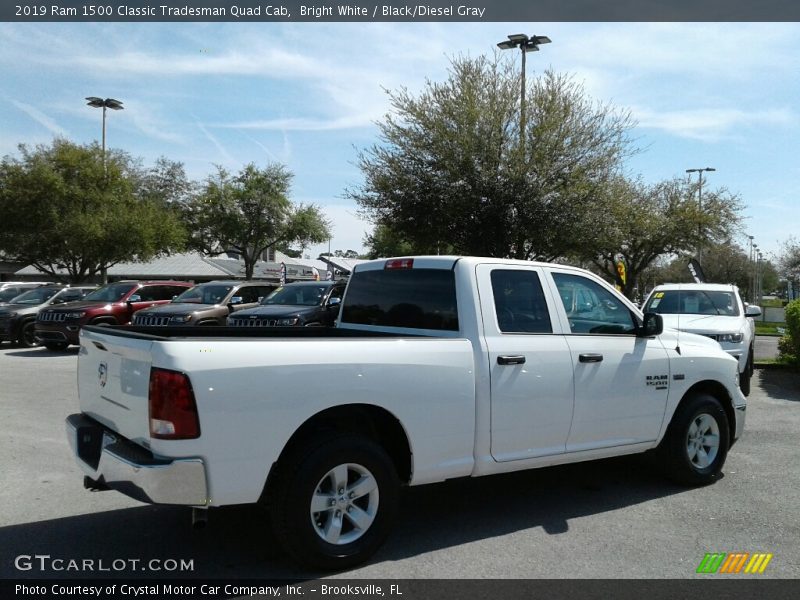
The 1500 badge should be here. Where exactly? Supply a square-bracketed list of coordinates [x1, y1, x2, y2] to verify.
[646, 375, 668, 390]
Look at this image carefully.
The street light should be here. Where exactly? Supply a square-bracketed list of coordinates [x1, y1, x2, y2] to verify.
[497, 33, 551, 154]
[85, 97, 124, 171]
[685, 167, 715, 262]
[752, 244, 759, 304]
[748, 235, 755, 303]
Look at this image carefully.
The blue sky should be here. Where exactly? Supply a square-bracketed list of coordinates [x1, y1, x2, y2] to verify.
[1, 22, 797, 261]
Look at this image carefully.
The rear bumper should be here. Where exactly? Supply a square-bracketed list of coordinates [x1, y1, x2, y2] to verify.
[66, 413, 208, 506]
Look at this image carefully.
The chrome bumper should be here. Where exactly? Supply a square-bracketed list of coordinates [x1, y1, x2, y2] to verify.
[66, 414, 208, 506]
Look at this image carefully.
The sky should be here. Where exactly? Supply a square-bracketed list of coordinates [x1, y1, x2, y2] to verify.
[0, 21, 797, 262]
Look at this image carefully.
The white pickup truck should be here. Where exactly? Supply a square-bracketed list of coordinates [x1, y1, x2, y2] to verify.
[641, 283, 761, 396]
[67, 256, 746, 569]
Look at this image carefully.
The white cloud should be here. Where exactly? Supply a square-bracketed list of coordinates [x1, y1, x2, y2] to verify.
[196, 122, 236, 166]
[9, 99, 68, 137]
[632, 106, 796, 141]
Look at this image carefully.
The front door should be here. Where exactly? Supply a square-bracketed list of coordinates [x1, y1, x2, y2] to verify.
[546, 270, 670, 452]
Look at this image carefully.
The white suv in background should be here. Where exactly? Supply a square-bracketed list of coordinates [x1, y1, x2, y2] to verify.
[642, 283, 761, 396]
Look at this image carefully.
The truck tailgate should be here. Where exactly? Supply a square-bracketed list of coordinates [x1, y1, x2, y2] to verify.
[77, 328, 154, 446]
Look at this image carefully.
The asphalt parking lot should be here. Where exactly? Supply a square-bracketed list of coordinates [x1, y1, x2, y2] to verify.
[0, 343, 798, 580]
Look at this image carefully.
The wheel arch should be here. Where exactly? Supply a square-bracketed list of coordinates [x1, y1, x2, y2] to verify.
[676, 380, 736, 447]
[263, 404, 413, 500]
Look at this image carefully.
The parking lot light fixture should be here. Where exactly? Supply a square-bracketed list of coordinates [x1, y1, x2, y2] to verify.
[85, 97, 124, 171]
[497, 34, 551, 154]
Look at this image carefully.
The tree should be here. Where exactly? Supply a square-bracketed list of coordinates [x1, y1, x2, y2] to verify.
[186, 163, 331, 279]
[582, 177, 741, 297]
[349, 55, 635, 261]
[0, 139, 187, 283]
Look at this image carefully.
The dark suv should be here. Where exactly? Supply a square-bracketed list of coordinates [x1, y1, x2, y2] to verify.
[132, 280, 277, 327]
[227, 281, 346, 328]
[0, 285, 97, 347]
[35, 280, 192, 350]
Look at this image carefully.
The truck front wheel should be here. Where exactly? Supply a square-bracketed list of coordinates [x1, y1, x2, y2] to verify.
[269, 433, 400, 570]
[661, 393, 730, 486]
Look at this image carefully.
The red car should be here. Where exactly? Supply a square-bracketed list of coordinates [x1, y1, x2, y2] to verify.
[35, 280, 192, 350]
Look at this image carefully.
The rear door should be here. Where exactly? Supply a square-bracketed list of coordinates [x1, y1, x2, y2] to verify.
[476, 264, 575, 461]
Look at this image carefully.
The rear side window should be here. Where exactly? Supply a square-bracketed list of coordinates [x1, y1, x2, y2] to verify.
[341, 268, 458, 331]
[491, 270, 552, 333]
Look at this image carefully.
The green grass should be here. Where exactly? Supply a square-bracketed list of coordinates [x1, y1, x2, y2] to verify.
[760, 298, 785, 308]
[755, 321, 786, 336]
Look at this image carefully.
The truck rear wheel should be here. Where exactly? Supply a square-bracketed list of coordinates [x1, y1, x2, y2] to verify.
[268, 433, 399, 570]
[660, 392, 730, 486]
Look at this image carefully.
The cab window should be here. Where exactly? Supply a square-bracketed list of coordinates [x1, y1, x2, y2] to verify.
[490, 270, 552, 334]
[552, 273, 636, 335]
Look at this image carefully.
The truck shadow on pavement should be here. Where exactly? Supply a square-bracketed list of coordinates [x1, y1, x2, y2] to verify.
[0, 455, 688, 579]
[757, 369, 800, 401]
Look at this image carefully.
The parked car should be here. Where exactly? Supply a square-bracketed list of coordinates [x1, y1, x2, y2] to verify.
[0, 282, 51, 304]
[35, 280, 192, 350]
[68, 257, 744, 569]
[0, 285, 97, 347]
[641, 283, 760, 395]
[227, 280, 346, 327]
[132, 280, 278, 327]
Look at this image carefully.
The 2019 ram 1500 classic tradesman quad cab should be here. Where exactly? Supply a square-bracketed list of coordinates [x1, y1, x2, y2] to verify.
[66, 257, 745, 569]
[641, 283, 761, 396]
[132, 281, 278, 327]
[36, 280, 192, 350]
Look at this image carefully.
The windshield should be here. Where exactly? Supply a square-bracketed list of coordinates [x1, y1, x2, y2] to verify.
[84, 283, 137, 303]
[0, 289, 25, 302]
[261, 285, 329, 307]
[5, 287, 61, 305]
[644, 290, 740, 317]
[173, 284, 233, 304]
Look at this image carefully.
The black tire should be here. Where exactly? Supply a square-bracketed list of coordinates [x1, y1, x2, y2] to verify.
[18, 320, 39, 348]
[660, 392, 730, 486]
[44, 342, 68, 351]
[739, 348, 753, 397]
[267, 433, 400, 570]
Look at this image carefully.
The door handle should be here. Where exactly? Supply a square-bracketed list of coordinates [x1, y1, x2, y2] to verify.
[498, 355, 526, 365]
[579, 353, 603, 363]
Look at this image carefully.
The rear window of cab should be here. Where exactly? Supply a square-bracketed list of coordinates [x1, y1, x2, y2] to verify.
[341, 268, 458, 331]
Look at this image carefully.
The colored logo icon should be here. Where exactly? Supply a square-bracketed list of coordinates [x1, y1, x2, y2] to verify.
[697, 553, 773, 574]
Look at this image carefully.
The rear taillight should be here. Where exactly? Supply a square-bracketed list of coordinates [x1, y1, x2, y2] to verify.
[148, 368, 200, 440]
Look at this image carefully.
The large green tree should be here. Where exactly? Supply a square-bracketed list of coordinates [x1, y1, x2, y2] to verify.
[350, 55, 635, 261]
[582, 177, 741, 297]
[186, 163, 331, 279]
[0, 139, 187, 283]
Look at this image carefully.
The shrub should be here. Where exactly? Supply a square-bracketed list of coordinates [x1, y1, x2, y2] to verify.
[778, 299, 800, 366]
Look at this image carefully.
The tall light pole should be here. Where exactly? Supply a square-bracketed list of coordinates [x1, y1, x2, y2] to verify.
[85, 97, 124, 172]
[686, 167, 715, 262]
[497, 34, 551, 155]
[752, 244, 759, 304]
[748, 235, 755, 303]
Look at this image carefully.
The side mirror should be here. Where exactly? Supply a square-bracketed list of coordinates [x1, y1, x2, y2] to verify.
[229, 296, 243, 305]
[745, 305, 762, 317]
[639, 312, 663, 337]
[328, 297, 342, 310]
[128, 294, 142, 303]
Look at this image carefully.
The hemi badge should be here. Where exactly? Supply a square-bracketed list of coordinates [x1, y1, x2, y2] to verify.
[673, 374, 685, 380]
